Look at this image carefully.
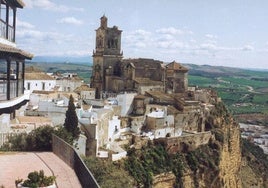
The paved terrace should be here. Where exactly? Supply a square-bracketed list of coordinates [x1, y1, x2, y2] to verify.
[0, 152, 82, 188]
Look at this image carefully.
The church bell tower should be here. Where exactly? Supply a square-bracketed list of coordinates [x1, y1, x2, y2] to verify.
[91, 15, 123, 99]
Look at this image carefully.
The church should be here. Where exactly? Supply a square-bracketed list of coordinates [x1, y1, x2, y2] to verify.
[91, 16, 188, 99]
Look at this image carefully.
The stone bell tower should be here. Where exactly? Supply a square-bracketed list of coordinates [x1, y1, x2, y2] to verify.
[91, 15, 123, 99]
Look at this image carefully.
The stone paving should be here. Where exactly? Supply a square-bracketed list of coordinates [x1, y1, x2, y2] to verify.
[0, 152, 82, 188]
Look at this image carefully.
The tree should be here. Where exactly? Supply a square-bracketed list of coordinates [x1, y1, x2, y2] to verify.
[63, 95, 80, 139]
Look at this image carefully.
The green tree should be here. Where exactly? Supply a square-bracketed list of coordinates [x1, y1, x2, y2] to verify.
[63, 95, 80, 139]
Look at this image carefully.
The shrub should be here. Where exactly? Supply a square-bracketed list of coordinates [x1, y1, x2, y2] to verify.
[16, 170, 55, 188]
[0, 125, 76, 152]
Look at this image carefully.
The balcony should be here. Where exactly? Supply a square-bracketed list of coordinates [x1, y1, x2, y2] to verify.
[0, 88, 30, 109]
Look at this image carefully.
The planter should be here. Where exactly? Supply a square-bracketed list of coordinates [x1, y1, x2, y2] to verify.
[15, 170, 56, 188]
[17, 183, 56, 188]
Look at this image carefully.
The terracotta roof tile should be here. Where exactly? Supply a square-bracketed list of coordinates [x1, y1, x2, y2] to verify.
[74, 85, 95, 93]
[25, 72, 55, 80]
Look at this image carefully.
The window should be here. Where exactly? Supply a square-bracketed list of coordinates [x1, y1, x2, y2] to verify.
[42, 82, 45, 90]
[27, 82, 30, 90]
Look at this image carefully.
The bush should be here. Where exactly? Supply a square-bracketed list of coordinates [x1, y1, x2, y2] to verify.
[83, 156, 134, 188]
[1, 126, 54, 151]
[1, 125, 75, 152]
[16, 170, 55, 188]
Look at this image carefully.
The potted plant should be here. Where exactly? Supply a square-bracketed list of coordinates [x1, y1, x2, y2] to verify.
[15, 170, 56, 188]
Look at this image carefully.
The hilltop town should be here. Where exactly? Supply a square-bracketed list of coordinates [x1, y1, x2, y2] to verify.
[0, 16, 222, 162]
[0, 2, 267, 187]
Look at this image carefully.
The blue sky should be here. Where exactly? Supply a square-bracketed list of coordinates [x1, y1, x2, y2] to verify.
[16, 0, 268, 69]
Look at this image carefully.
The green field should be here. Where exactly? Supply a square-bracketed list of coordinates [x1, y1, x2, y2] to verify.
[188, 67, 268, 116]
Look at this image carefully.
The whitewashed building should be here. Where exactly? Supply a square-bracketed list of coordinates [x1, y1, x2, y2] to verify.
[55, 73, 84, 92]
[25, 72, 56, 93]
[74, 85, 95, 100]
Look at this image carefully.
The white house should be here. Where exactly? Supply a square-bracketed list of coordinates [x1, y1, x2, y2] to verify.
[55, 73, 84, 92]
[74, 85, 95, 100]
[25, 72, 56, 93]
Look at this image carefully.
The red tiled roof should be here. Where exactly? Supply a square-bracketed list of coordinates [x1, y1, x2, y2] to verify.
[25, 73, 55, 80]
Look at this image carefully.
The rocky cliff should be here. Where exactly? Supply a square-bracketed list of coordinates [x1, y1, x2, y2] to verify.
[202, 102, 242, 187]
[151, 102, 243, 188]
[87, 101, 267, 188]
[123, 102, 244, 188]
[217, 115, 241, 188]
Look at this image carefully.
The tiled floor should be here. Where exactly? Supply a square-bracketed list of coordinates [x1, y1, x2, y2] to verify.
[0, 152, 81, 188]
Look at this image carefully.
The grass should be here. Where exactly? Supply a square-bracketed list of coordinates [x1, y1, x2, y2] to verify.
[188, 75, 216, 87]
[221, 77, 266, 90]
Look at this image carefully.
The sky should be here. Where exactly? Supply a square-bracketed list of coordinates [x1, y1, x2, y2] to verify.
[15, 0, 268, 69]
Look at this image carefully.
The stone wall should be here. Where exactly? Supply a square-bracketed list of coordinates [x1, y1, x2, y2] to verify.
[154, 131, 212, 154]
[52, 134, 100, 188]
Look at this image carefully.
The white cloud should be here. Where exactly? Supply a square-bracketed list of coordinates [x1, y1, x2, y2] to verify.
[205, 34, 218, 39]
[156, 27, 184, 35]
[199, 43, 217, 51]
[23, 0, 84, 12]
[156, 34, 175, 42]
[124, 29, 152, 49]
[241, 45, 254, 51]
[16, 24, 90, 57]
[57, 17, 84, 25]
[17, 19, 35, 29]
[157, 41, 185, 49]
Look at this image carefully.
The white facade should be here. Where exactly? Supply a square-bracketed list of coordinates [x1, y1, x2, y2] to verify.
[116, 92, 137, 116]
[81, 90, 95, 100]
[108, 116, 121, 142]
[153, 127, 182, 139]
[25, 79, 56, 93]
[56, 78, 83, 92]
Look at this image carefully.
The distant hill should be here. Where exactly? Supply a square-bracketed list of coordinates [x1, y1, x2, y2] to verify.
[32, 56, 93, 65]
[184, 63, 268, 77]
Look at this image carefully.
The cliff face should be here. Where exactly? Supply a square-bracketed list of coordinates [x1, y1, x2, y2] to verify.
[152, 102, 243, 188]
[217, 117, 241, 188]
[126, 102, 245, 188]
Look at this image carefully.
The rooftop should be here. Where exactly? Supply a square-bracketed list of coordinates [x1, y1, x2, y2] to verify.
[74, 85, 95, 93]
[25, 72, 55, 80]
[0, 43, 33, 59]
[166, 61, 188, 72]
